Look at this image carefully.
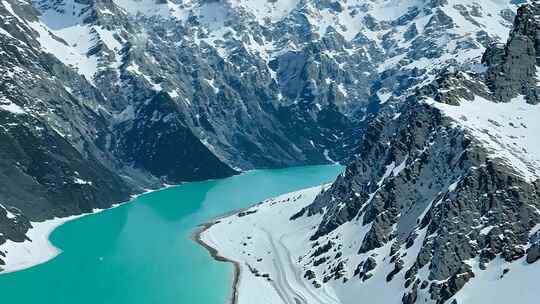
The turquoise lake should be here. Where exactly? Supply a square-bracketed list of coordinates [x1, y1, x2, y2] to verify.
[0, 165, 342, 304]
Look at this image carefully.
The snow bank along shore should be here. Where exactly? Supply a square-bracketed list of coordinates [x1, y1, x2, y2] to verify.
[0, 214, 84, 274]
[199, 185, 342, 304]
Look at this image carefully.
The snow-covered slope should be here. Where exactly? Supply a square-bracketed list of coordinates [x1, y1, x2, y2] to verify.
[202, 185, 540, 304]
[201, 186, 339, 304]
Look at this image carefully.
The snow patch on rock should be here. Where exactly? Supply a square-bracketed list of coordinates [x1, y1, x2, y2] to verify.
[431, 95, 540, 182]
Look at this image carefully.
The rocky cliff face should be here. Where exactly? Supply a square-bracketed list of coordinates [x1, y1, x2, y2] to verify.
[289, 2, 540, 303]
[484, 3, 540, 104]
[0, 0, 527, 274]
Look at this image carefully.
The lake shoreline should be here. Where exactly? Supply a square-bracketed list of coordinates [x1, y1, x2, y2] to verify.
[191, 201, 263, 304]
[192, 219, 240, 304]
[0, 185, 172, 275]
[192, 195, 274, 304]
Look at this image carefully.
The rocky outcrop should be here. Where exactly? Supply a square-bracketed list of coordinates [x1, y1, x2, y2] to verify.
[484, 3, 540, 104]
[0, 205, 31, 247]
[291, 2, 540, 303]
[113, 92, 237, 182]
[527, 242, 540, 264]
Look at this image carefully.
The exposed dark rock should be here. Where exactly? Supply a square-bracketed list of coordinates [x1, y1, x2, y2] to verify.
[114, 93, 237, 182]
[526, 243, 540, 264]
[386, 258, 405, 282]
[484, 4, 540, 104]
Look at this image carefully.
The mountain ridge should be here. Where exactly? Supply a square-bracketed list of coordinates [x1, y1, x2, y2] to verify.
[1, 2, 537, 296]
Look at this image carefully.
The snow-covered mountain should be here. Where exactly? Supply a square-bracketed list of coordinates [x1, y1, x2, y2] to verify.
[202, 2, 540, 304]
[0, 0, 537, 295]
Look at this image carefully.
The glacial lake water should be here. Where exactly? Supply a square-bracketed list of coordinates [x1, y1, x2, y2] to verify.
[0, 165, 342, 304]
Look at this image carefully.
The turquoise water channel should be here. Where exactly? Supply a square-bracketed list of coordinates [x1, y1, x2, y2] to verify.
[0, 165, 342, 304]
